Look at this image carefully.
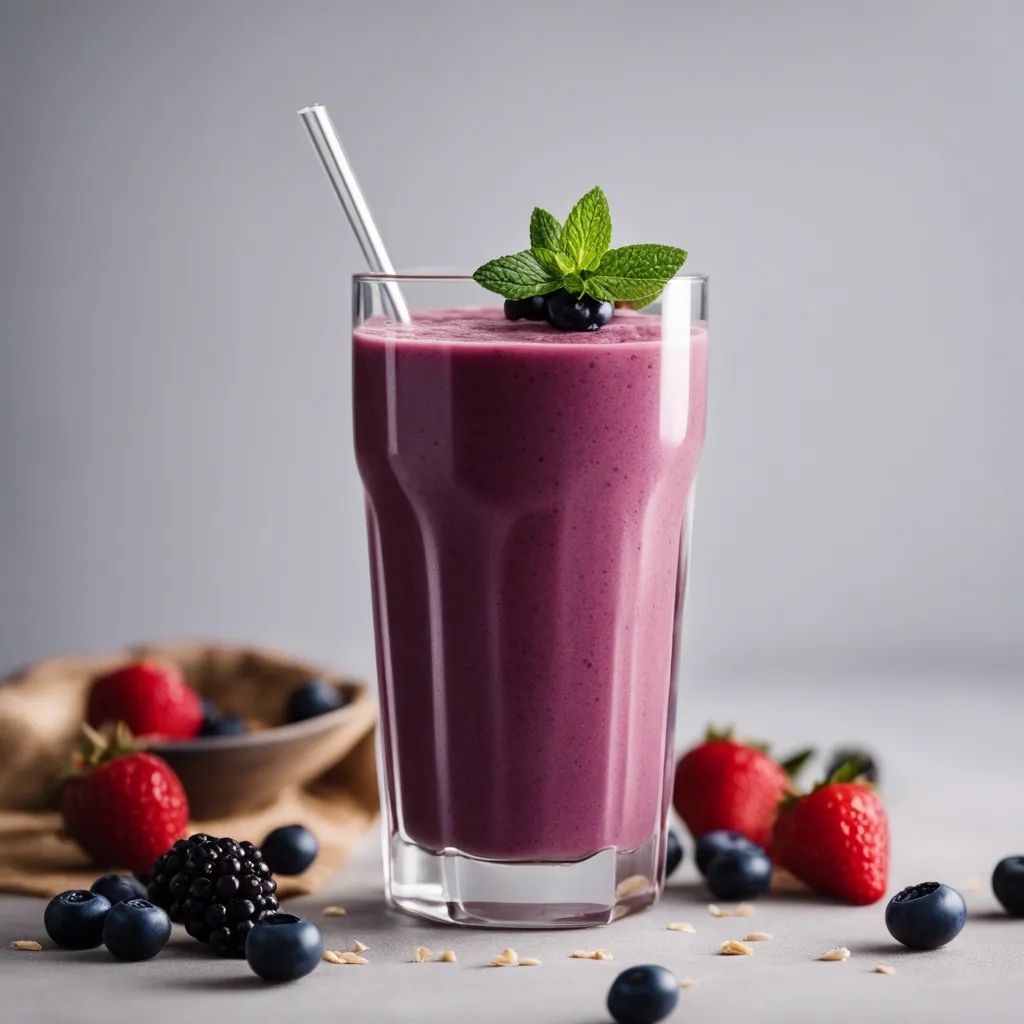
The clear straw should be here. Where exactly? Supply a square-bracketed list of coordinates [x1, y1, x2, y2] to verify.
[298, 104, 411, 324]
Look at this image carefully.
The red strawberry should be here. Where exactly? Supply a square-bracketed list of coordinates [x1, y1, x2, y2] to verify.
[61, 724, 190, 875]
[86, 659, 202, 740]
[772, 763, 890, 905]
[673, 726, 812, 851]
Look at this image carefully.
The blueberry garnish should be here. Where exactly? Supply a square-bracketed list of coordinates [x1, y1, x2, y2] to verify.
[245, 913, 323, 983]
[992, 857, 1024, 916]
[695, 829, 757, 876]
[705, 846, 773, 901]
[262, 825, 319, 876]
[102, 898, 172, 961]
[286, 679, 347, 723]
[544, 289, 613, 332]
[664, 830, 683, 880]
[90, 874, 147, 906]
[503, 296, 547, 322]
[607, 964, 680, 1024]
[44, 889, 111, 949]
[885, 882, 966, 949]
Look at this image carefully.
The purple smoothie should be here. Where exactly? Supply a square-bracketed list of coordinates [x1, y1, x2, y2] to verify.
[354, 306, 708, 861]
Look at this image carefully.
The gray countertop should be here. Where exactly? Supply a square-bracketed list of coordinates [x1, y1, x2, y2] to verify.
[2, 675, 1023, 1022]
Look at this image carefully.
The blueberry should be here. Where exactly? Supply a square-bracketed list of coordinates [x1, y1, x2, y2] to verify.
[885, 882, 966, 949]
[44, 889, 111, 949]
[544, 289, 612, 332]
[102, 898, 172, 961]
[607, 965, 679, 1024]
[262, 825, 319, 876]
[200, 712, 246, 737]
[664, 830, 683, 879]
[504, 295, 547, 322]
[286, 680, 346, 723]
[90, 874, 147, 906]
[992, 857, 1024, 916]
[245, 913, 323, 983]
[695, 830, 757, 876]
[826, 747, 880, 784]
[705, 847, 773, 901]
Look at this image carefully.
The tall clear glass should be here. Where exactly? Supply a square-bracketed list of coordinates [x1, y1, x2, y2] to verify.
[353, 275, 709, 928]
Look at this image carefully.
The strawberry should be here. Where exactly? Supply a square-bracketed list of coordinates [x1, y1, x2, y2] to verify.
[61, 724, 190, 875]
[672, 725, 812, 851]
[772, 761, 890, 905]
[86, 659, 202, 740]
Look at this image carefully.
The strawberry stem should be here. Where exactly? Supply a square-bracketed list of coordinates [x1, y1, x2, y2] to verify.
[779, 748, 815, 779]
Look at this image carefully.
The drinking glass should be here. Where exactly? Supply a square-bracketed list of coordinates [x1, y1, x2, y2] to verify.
[353, 274, 709, 927]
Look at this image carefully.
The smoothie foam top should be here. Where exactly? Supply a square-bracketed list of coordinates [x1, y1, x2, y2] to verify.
[354, 306, 672, 346]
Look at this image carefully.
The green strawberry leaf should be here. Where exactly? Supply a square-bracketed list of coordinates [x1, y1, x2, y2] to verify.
[472, 251, 562, 300]
[821, 756, 872, 788]
[780, 748, 816, 779]
[559, 186, 612, 273]
[530, 207, 562, 251]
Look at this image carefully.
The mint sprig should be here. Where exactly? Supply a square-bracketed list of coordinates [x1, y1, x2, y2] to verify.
[473, 186, 687, 309]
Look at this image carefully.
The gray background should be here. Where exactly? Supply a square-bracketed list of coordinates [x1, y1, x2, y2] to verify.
[1, 0, 1021, 684]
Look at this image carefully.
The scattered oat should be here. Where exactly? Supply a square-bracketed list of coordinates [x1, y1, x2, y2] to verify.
[963, 876, 985, 892]
[322, 905, 348, 917]
[667, 922, 696, 933]
[594, 950, 614, 961]
[10, 940, 42, 952]
[615, 875, 651, 899]
[490, 947, 519, 967]
[744, 932, 773, 942]
[323, 949, 345, 964]
[874, 965, 896, 975]
[571, 950, 598, 959]
[709, 903, 755, 917]
[440, 949, 457, 963]
[519, 957, 542, 966]
[351, 939, 368, 953]
[679, 977, 697, 989]
[412, 945, 433, 963]
[339, 951, 369, 964]
[819, 947, 851, 962]
[720, 940, 753, 956]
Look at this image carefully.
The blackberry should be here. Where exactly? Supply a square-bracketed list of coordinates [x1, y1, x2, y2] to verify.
[146, 833, 279, 957]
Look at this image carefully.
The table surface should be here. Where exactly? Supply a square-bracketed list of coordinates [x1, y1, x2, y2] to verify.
[2, 675, 1023, 1023]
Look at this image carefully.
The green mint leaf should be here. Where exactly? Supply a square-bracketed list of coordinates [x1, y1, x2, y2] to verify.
[472, 251, 561, 300]
[559, 186, 612, 273]
[532, 247, 562, 275]
[586, 244, 688, 302]
[563, 272, 584, 296]
[554, 251, 575, 277]
[530, 207, 562, 251]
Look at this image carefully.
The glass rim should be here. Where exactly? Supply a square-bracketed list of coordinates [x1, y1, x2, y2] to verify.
[353, 271, 708, 285]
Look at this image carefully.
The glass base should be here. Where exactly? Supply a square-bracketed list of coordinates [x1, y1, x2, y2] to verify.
[385, 833, 662, 928]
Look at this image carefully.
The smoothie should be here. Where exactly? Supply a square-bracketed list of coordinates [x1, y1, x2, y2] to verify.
[354, 306, 708, 862]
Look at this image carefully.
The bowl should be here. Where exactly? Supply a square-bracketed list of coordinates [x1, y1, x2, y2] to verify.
[0, 640, 378, 820]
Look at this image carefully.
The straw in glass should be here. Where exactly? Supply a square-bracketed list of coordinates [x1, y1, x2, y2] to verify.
[298, 104, 411, 323]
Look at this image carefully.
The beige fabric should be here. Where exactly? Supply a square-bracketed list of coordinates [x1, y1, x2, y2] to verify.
[0, 641, 379, 898]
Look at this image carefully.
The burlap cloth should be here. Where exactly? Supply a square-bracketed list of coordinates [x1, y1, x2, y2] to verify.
[0, 641, 379, 899]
